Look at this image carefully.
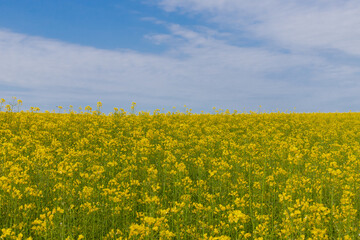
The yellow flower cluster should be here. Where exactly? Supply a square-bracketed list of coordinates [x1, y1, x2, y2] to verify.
[1, 99, 360, 239]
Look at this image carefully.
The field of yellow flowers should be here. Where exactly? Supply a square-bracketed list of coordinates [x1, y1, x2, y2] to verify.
[1, 98, 360, 239]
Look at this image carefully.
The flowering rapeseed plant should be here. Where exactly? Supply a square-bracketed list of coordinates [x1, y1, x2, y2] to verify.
[1, 98, 360, 239]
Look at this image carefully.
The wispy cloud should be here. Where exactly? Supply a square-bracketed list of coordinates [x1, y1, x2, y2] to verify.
[155, 0, 360, 111]
[158, 0, 360, 55]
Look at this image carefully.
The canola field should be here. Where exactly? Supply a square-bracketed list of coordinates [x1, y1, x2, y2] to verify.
[1, 99, 360, 239]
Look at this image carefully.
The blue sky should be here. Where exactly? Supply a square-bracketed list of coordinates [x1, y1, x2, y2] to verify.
[0, 1, 193, 52]
[1, 0, 360, 113]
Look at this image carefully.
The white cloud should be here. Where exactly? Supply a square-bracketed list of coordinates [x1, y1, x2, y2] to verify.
[1, 12, 360, 113]
[158, 0, 360, 55]
[0, 29, 180, 104]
